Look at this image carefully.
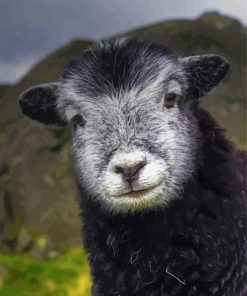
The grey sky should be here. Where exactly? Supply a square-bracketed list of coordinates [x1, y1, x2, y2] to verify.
[0, 0, 246, 84]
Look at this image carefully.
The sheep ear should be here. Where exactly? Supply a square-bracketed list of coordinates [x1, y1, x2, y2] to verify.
[182, 54, 229, 98]
[18, 82, 67, 126]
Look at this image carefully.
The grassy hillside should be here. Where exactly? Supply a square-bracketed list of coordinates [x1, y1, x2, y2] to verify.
[0, 248, 91, 296]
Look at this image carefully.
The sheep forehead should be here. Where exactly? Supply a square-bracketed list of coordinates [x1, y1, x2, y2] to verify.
[61, 39, 189, 143]
[61, 39, 187, 104]
[61, 68, 185, 118]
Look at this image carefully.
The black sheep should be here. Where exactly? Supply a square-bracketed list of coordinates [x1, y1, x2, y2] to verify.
[18, 39, 246, 295]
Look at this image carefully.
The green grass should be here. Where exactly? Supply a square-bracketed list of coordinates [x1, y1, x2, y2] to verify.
[0, 249, 92, 296]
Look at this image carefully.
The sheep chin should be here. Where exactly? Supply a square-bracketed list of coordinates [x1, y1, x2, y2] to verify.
[106, 183, 168, 213]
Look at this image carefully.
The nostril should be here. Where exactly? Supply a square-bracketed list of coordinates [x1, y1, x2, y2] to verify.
[114, 160, 146, 182]
[136, 160, 146, 171]
[115, 165, 124, 174]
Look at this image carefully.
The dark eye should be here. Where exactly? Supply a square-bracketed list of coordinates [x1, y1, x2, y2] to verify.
[70, 114, 86, 128]
[164, 93, 177, 109]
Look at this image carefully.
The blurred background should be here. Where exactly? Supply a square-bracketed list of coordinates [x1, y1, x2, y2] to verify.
[0, 0, 246, 295]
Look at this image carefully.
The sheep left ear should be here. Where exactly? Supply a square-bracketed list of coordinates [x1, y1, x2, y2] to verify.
[182, 54, 229, 98]
[18, 82, 67, 126]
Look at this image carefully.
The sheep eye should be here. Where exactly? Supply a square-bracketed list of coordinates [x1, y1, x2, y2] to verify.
[164, 93, 177, 109]
[70, 114, 86, 128]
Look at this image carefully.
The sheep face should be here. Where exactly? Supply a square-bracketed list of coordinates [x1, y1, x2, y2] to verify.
[67, 76, 199, 214]
[18, 39, 229, 214]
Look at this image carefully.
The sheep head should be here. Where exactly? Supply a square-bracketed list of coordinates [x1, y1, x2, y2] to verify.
[18, 39, 229, 214]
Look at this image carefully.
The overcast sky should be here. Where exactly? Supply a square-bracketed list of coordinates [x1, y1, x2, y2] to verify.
[0, 0, 246, 84]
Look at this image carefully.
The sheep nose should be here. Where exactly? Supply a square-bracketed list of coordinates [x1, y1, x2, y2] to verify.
[114, 160, 146, 183]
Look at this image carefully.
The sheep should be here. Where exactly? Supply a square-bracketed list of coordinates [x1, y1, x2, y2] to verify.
[18, 39, 246, 296]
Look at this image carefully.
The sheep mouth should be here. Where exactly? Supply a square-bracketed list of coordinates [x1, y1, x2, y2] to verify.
[106, 183, 166, 211]
[113, 184, 163, 199]
[122, 188, 152, 198]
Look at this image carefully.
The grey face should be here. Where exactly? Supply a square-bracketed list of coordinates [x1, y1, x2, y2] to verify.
[65, 76, 199, 214]
[18, 39, 229, 214]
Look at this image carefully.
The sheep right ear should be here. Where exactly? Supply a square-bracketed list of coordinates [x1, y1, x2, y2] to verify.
[182, 54, 230, 98]
[18, 82, 67, 126]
